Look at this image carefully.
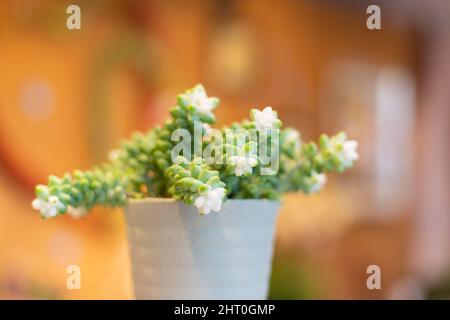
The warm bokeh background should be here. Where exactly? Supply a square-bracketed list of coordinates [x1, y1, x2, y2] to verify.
[0, 0, 449, 299]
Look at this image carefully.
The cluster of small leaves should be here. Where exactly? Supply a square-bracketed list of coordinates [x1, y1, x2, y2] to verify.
[166, 156, 226, 205]
[32, 164, 128, 218]
[32, 84, 358, 218]
[278, 131, 357, 194]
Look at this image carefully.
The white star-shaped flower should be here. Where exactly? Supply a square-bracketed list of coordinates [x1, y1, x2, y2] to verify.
[194, 187, 226, 215]
[309, 171, 327, 193]
[252, 106, 279, 130]
[108, 149, 121, 162]
[342, 140, 359, 165]
[67, 205, 88, 219]
[285, 129, 299, 142]
[228, 155, 258, 176]
[180, 85, 219, 115]
[285, 129, 301, 149]
[32, 195, 65, 218]
[331, 136, 359, 167]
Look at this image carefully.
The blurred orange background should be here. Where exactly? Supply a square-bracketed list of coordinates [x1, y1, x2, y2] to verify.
[0, 0, 448, 299]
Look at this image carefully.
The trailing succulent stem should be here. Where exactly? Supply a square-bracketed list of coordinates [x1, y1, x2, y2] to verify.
[32, 84, 358, 218]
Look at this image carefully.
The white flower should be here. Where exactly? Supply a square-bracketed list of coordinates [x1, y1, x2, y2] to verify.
[342, 140, 359, 165]
[32, 195, 65, 218]
[228, 155, 258, 176]
[285, 129, 299, 142]
[194, 187, 226, 215]
[182, 85, 218, 115]
[108, 149, 121, 162]
[285, 129, 301, 149]
[309, 172, 327, 193]
[330, 135, 359, 167]
[252, 106, 279, 130]
[67, 206, 88, 219]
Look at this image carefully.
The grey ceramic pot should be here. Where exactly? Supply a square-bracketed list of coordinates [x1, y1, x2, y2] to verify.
[125, 198, 280, 299]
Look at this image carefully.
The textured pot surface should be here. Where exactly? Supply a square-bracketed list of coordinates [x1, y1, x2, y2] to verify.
[125, 198, 280, 300]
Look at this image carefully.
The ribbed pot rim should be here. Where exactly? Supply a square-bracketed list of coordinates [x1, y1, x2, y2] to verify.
[127, 197, 281, 205]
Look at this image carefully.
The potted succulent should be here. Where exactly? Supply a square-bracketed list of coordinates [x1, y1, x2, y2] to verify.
[32, 85, 358, 299]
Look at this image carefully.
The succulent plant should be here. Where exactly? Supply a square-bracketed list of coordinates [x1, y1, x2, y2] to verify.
[32, 84, 358, 218]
